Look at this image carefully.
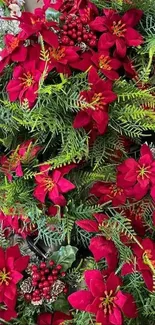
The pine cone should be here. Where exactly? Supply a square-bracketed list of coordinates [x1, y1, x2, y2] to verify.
[20, 277, 33, 293]
[50, 280, 65, 302]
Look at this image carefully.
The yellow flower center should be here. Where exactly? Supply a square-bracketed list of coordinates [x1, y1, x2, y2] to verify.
[99, 55, 112, 70]
[44, 178, 55, 191]
[99, 290, 115, 314]
[143, 250, 155, 274]
[91, 92, 105, 110]
[137, 164, 151, 180]
[111, 20, 126, 37]
[20, 72, 34, 88]
[109, 184, 123, 197]
[0, 268, 11, 286]
[49, 47, 66, 61]
[8, 37, 20, 52]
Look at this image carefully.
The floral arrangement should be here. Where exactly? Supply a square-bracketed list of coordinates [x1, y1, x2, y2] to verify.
[0, 0, 155, 324]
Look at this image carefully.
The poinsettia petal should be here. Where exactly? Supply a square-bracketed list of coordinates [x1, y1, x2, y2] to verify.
[37, 313, 53, 325]
[125, 27, 143, 46]
[33, 184, 47, 203]
[68, 291, 93, 311]
[6, 245, 20, 260]
[121, 292, 137, 318]
[58, 177, 75, 193]
[109, 307, 122, 325]
[96, 310, 110, 325]
[122, 9, 143, 27]
[73, 111, 90, 128]
[0, 247, 5, 270]
[106, 273, 122, 292]
[14, 255, 29, 272]
[76, 220, 98, 232]
[11, 270, 23, 284]
[84, 270, 104, 291]
[116, 38, 126, 58]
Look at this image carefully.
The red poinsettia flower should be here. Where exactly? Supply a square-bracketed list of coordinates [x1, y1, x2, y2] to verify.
[76, 213, 108, 232]
[0, 304, 17, 322]
[113, 50, 136, 78]
[91, 50, 121, 80]
[6, 60, 44, 106]
[117, 144, 155, 200]
[68, 271, 137, 325]
[90, 181, 128, 206]
[0, 210, 34, 238]
[73, 67, 117, 134]
[89, 236, 118, 275]
[0, 245, 29, 309]
[0, 140, 41, 181]
[122, 238, 155, 291]
[33, 164, 75, 205]
[91, 9, 143, 57]
[43, 31, 79, 75]
[120, 204, 147, 236]
[0, 31, 27, 73]
[18, 9, 58, 39]
[37, 311, 72, 325]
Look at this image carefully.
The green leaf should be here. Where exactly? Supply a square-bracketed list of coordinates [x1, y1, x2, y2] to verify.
[45, 8, 61, 21]
[53, 294, 70, 313]
[51, 245, 78, 271]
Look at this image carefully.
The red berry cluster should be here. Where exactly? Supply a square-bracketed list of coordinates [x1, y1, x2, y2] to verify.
[59, 14, 97, 48]
[24, 261, 67, 303]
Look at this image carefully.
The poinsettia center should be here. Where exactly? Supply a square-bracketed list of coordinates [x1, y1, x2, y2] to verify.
[111, 20, 126, 37]
[44, 177, 55, 191]
[91, 92, 105, 110]
[99, 55, 112, 70]
[109, 184, 123, 197]
[137, 164, 151, 180]
[8, 152, 21, 168]
[0, 268, 11, 286]
[20, 72, 34, 88]
[99, 290, 115, 314]
[8, 37, 20, 52]
[143, 250, 155, 274]
[49, 47, 66, 61]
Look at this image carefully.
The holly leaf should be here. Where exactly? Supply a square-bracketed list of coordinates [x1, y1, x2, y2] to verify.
[51, 245, 78, 271]
[45, 8, 61, 21]
[53, 294, 70, 313]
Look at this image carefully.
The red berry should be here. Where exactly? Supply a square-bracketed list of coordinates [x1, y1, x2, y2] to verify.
[53, 275, 58, 281]
[42, 292, 47, 297]
[70, 41, 74, 46]
[76, 18, 81, 24]
[32, 281, 37, 286]
[48, 275, 54, 282]
[32, 273, 40, 281]
[83, 34, 88, 40]
[68, 30, 72, 36]
[62, 31, 68, 35]
[40, 270, 45, 276]
[49, 260, 55, 267]
[77, 24, 83, 31]
[33, 289, 40, 296]
[43, 281, 49, 287]
[89, 39, 97, 47]
[63, 24, 68, 30]
[68, 23, 72, 28]
[72, 21, 76, 27]
[61, 35, 69, 43]
[40, 262, 46, 269]
[72, 33, 77, 39]
[41, 276, 46, 282]
[77, 37, 82, 42]
[44, 268, 50, 274]
[61, 272, 66, 277]
[63, 288, 68, 294]
[38, 282, 43, 288]
[31, 265, 38, 272]
[24, 293, 31, 301]
[56, 264, 62, 270]
[77, 31, 82, 36]
[52, 269, 58, 275]
[46, 295, 51, 300]
[36, 296, 41, 301]
[60, 14, 65, 20]
[43, 286, 50, 292]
